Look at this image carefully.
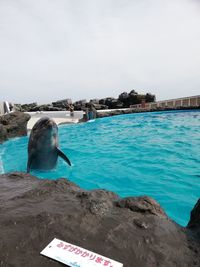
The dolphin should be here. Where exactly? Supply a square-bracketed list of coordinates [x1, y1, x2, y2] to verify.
[27, 116, 71, 172]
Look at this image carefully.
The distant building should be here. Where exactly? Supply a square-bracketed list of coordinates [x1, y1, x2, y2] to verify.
[130, 95, 200, 110]
[156, 95, 200, 108]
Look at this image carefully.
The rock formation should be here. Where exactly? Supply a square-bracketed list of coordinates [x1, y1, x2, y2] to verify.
[0, 172, 200, 267]
[0, 124, 7, 143]
[187, 199, 200, 238]
[0, 111, 30, 143]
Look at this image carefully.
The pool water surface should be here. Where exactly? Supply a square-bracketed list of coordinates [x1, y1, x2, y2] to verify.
[1, 110, 200, 226]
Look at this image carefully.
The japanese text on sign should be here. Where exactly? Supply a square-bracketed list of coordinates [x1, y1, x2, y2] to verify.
[40, 238, 123, 267]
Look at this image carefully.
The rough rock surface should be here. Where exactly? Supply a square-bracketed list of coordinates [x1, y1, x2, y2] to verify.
[0, 172, 200, 267]
[0, 124, 7, 143]
[0, 112, 30, 143]
[187, 199, 200, 238]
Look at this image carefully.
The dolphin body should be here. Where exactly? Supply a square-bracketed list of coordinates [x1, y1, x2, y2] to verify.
[27, 117, 71, 172]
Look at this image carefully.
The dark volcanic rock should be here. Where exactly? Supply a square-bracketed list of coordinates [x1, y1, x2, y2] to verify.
[187, 199, 200, 237]
[0, 172, 200, 267]
[21, 102, 38, 112]
[115, 196, 167, 217]
[0, 112, 30, 143]
[20, 103, 65, 112]
[0, 124, 8, 142]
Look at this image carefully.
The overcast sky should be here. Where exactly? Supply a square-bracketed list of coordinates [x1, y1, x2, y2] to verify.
[0, 0, 200, 104]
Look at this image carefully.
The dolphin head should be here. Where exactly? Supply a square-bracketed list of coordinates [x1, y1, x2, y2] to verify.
[30, 117, 58, 149]
[27, 116, 71, 172]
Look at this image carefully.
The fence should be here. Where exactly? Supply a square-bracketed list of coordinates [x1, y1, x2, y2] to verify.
[130, 95, 200, 110]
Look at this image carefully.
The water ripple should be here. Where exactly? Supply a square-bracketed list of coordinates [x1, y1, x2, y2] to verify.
[0, 109, 200, 226]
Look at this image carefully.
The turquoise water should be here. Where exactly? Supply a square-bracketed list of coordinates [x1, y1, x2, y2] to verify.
[1, 110, 200, 226]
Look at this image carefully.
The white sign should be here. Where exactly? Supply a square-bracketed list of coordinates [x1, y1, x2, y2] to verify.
[40, 238, 123, 267]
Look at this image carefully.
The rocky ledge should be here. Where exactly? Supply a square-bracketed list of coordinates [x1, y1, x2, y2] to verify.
[97, 106, 200, 119]
[0, 172, 200, 267]
[0, 112, 30, 143]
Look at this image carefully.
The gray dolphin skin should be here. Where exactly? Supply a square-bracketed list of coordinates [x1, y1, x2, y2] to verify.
[27, 117, 71, 172]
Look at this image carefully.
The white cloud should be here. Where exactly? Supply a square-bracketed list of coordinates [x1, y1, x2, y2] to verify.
[0, 0, 200, 103]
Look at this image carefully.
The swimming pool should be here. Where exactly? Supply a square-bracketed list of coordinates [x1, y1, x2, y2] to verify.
[1, 110, 200, 226]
